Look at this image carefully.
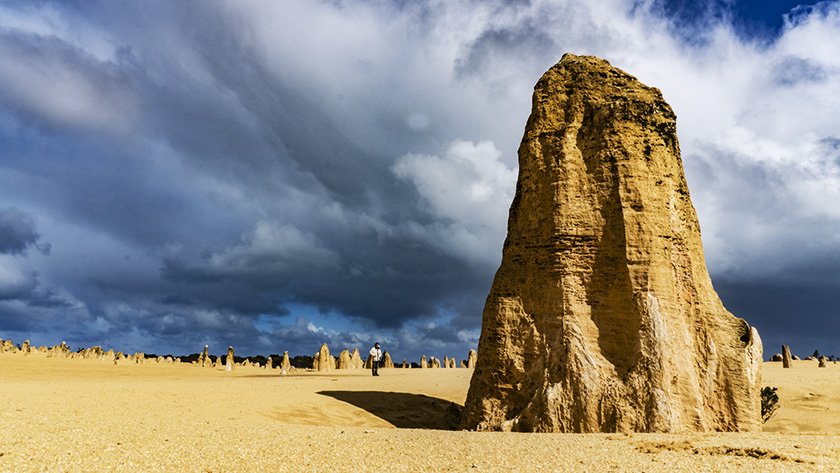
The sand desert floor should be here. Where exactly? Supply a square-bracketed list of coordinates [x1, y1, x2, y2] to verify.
[1, 354, 839, 472]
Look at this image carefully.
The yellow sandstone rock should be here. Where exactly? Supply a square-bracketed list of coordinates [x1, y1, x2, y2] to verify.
[461, 54, 762, 433]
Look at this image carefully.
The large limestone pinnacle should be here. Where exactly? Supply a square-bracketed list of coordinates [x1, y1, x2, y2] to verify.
[461, 54, 763, 433]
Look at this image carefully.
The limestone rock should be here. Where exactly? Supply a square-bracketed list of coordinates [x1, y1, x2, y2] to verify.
[819, 356, 827, 368]
[429, 357, 440, 368]
[350, 348, 363, 369]
[461, 54, 762, 433]
[782, 345, 792, 368]
[5, 339, 18, 353]
[382, 352, 394, 368]
[402, 359, 408, 368]
[21, 340, 31, 355]
[460, 360, 468, 368]
[264, 355, 274, 369]
[443, 356, 450, 368]
[337, 349, 350, 369]
[199, 345, 210, 367]
[466, 349, 477, 369]
[770, 353, 783, 362]
[226, 346, 234, 371]
[448, 357, 457, 369]
[317, 343, 332, 372]
[792, 355, 801, 361]
[279, 351, 292, 374]
[420, 355, 427, 369]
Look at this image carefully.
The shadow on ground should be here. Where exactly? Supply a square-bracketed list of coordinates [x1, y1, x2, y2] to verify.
[317, 391, 462, 430]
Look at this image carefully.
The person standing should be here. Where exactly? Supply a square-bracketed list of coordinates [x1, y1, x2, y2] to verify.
[369, 342, 382, 376]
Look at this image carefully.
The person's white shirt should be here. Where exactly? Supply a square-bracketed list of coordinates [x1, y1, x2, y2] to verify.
[369, 346, 381, 361]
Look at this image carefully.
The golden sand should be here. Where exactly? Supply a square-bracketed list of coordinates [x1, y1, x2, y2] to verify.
[0, 353, 838, 472]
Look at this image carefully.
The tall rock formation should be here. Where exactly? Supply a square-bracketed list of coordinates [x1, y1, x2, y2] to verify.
[199, 345, 210, 368]
[420, 355, 427, 369]
[226, 346, 234, 372]
[466, 349, 477, 369]
[338, 349, 351, 369]
[461, 54, 762, 433]
[350, 348, 363, 369]
[280, 351, 291, 374]
[782, 345, 792, 369]
[317, 343, 332, 372]
[382, 352, 394, 368]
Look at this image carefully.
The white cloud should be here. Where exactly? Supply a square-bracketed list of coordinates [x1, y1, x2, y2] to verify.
[394, 139, 516, 265]
[206, 220, 340, 275]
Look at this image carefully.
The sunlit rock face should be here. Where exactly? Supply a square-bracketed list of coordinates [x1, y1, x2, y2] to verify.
[461, 54, 762, 433]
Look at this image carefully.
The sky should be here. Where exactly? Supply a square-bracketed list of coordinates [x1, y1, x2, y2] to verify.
[1, 0, 839, 361]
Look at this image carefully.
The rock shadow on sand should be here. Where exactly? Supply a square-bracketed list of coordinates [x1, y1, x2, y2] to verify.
[317, 391, 462, 430]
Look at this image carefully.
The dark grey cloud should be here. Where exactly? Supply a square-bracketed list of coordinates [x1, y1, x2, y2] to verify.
[0, 0, 838, 361]
[0, 207, 46, 255]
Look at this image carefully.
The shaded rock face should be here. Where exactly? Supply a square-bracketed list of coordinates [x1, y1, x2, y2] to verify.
[818, 357, 827, 368]
[461, 54, 762, 433]
[770, 353, 783, 362]
[782, 345, 792, 368]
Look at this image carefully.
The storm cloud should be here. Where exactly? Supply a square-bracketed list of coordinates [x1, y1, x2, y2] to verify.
[1, 0, 839, 359]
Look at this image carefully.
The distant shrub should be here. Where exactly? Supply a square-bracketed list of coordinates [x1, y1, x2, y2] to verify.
[761, 386, 779, 422]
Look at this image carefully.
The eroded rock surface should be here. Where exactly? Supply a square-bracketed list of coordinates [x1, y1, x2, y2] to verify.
[461, 54, 762, 433]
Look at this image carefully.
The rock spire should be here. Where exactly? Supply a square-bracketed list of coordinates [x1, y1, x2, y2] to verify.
[461, 54, 762, 433]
